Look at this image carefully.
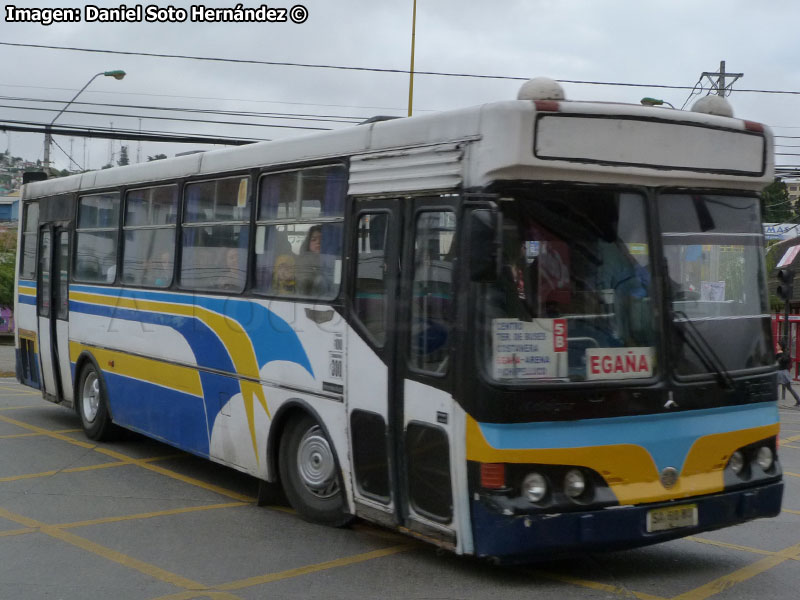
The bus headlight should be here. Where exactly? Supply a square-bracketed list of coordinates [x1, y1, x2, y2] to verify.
[755, 446, 774, 471]
[728, 450, 745, 475]
[522, 472, 548, 503]
[564, 469, 586, 499]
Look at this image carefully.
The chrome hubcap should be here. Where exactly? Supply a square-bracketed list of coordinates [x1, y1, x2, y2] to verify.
[296, 426, 339, 499]
[81, 372, 100, 423]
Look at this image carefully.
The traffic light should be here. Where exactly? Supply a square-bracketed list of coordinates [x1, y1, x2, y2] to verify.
[777, 268, 795, 302]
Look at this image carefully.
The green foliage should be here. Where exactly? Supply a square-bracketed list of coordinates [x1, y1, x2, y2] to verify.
[0, 230, 17, 308]
[147, 153, 167, 161]
[761, 179, 793, 222]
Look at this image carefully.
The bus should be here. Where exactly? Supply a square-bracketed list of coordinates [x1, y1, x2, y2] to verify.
[14, 78, 783, 563]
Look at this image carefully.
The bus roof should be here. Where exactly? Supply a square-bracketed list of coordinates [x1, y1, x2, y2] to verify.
[23, 88, 773, 200]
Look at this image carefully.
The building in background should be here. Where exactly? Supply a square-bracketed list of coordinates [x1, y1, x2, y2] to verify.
[0, 190, 19, 222]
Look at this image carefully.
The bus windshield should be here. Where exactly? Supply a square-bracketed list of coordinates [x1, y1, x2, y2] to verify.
[659, 193, 772, 376]
[479, 186, 657, 383]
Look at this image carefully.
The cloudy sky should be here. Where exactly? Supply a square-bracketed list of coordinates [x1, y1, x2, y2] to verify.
[2, 0, 800, 172]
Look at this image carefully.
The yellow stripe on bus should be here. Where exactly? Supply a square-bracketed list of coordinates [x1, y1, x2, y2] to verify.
[70, 342, 203, 398]
[70, 290, 269, 462]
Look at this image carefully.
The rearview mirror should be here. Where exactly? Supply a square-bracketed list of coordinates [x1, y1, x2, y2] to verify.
[468, 208, 501, 282]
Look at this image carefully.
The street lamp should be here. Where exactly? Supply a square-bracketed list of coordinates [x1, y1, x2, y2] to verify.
[43, 70, 126, 174]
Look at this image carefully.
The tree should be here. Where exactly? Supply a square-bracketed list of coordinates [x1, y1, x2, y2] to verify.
[761, 179, 794, 223]
[101, 163, 113, 170]
[147, 153, 167, 161]
[117, 145, 130, 166]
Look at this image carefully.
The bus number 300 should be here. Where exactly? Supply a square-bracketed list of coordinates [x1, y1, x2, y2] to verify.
[330, 357, 342, 379]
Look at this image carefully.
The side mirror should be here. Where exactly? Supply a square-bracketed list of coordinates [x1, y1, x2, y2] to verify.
[468, 208, 501, 282]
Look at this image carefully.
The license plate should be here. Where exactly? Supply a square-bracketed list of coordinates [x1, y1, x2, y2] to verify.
[646, 504, 698, 533]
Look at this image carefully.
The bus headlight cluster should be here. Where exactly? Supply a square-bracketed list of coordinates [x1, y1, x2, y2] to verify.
[727, 444, 776, 478]
[520, 468, 592, 504]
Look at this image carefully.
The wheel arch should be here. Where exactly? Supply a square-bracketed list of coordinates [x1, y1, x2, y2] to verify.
[265, 399, 342, 485]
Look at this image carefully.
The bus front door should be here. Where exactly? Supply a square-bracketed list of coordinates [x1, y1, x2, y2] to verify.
[348, 198, 459, 549]
[36, 225, 72, 404]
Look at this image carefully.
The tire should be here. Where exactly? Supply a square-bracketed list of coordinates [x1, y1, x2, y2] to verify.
[278, 414, 353, 527]
[76, 362, 117, 441]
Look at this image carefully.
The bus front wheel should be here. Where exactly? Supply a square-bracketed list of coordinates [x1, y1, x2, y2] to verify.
[77, 363, 117, 441]
[279, 414, 352, 527]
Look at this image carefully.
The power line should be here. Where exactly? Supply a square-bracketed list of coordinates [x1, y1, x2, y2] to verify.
[0, 94, 366, 123]
[0, 41, 775, 93]
[11, 40, 800, 96]
[0, 119, 261, 145]
[0, 82, 424, 113]
[0, 103, 336, 131]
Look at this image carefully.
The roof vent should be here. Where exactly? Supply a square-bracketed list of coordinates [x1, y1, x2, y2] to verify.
[691, 95, 734, 118]
[517, 77, 566, 101]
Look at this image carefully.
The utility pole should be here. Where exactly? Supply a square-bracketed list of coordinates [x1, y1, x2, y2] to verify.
[701, 60, 743, 97]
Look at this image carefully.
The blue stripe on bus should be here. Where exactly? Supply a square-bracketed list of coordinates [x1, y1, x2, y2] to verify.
[17, 296, 36, 305]
[69, 299, 235, 374]
[101, 370, 211, 457]
[69, 285, 313, 376]
[477, 402, 779, 474]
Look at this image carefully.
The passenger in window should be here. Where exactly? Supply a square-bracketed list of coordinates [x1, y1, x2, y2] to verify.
[220, 247, 245, 290]
[146, 251, 172, 287]
[297, 225, 327, 297]
[273, 254, 296, 295]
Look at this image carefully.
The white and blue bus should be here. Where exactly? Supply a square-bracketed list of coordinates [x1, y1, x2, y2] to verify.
[15, 78, 782, 562]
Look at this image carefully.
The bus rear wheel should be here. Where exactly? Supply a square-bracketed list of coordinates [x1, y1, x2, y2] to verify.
[279, 414, 352, 527]
[77, 363, 117, 441]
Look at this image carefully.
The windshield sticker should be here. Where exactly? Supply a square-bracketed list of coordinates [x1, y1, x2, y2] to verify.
[586, 347, 654, 380]
[492, 318, 567, 379]
[700, 281, 726, 301]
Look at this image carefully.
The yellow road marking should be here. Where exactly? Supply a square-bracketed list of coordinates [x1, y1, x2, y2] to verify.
[671, 540, 800, 600]
[0, 387, 40, 395]
[216, 544, 417, 591]
[0, 428, 81, 439]
[0, 462, 126, 482]
[530, 569, 668, 600]
[0, 527, 37, 538]
[0, 506, 207, 591]
[782, 508, 800, 516]
[687, 536, 778, 558]
[0, 452, 187, 483]
[57, 502, 248, 530]
[780, 444, 800, 449]
[783, 471, 800, 478]
[0, 413, 255, 502]
[147, 592, 244, 600]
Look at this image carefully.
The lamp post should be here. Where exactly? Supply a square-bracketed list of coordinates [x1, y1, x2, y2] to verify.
[43, 69, 126, 174]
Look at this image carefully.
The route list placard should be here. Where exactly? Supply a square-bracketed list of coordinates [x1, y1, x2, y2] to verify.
[492, 318, 567, 379]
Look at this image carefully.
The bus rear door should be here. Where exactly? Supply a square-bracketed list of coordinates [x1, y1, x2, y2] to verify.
[36, 224, 72, 404]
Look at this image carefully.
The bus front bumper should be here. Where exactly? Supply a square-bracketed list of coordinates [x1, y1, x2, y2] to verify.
[470, 480, 783, 564]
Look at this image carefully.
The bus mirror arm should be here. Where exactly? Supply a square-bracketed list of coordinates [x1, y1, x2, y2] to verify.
[467, 206, 502, 283]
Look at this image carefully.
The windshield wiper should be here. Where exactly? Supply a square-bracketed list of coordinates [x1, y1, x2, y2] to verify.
[672, 309, 735, 390]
